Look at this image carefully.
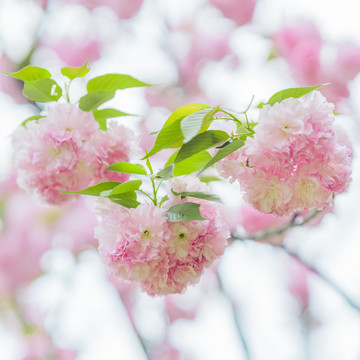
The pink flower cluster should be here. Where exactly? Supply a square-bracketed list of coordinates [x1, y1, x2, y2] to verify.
[216, 91, 352, 216]
[96, 177, 229, 296]
[12, 104, 137, 205]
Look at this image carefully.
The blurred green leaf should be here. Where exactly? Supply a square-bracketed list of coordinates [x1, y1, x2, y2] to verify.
[21, 114, 45, 126]
[87, 74, 150, 92]
[199, 138, 245, 174]
[22, 78, 62, 102]
[171, 189, 221, 202]
[4, 66, 51, 82]
[266, 84, 326, 106]
[174, 130, 229, 164]
[107, 162, 147, 175]
[180, 106, 218, 143]
[61, 181, 121, 196]
[79, 90, 116, 111]
[165, 202, 206, 222]
[61, 60, 90, 80]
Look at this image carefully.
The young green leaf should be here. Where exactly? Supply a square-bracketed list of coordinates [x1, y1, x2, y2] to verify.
[173, 151, 211, 176]
[159, 195, 169, 207]
[107, 190, 139, 208]
[180, 106, 218, 143]
[163, 103, 211, 127]
[266, 84, 326, 106]
[108, 191, 137, 200]
[21, 114, 46, 127]
[171, 189, 222, 202]
[103, 180, 142, 196]
[61, 181, 121, 196]
[22, 78, 62, 102]
[144, 103, 212, 159]
[154, 164, 175, 180]
[93, 108, 134, 130]
[199, 138, 245, 174]
[78, 90, 116, 111]
[93, 108, 134, 121]
[87, 74, 150, 93]
[109, 198, 140, 208]
[61, 60, 90, 81]
[61, 60, 90, 80]
[107, 162, 147, 175]
[174, 130, 229, 164]
[4, 66, 51, 82]
[155, 151, 211, 179]
[165, 202, 206, 222]
[142, 119, 183, 159]
[199, 176, 222, 183]
[164, 150, 179, 167]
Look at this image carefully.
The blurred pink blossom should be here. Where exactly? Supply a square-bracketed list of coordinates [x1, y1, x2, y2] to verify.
[272, 21, 360, 104]
[46, 38, 101, 67]
[0, 55, 28, 103]
[24, 332, 77, 360]
[165, 296, 197, 323]
[65, 0, 143, 19]
[0, 174, 98, 297]
[209, 0, 257, 25]
[0, 186, 52, 297]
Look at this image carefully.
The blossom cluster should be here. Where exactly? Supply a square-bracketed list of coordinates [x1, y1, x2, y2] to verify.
[216, 91, 352, 216]
[95, 177, 229, 296]
[12, 104, 137, 204]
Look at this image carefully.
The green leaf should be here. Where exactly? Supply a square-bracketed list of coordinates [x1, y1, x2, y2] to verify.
[87, 74, 150, 93]
[108, 191, 137, 200]
[4, 66, 51, 82]
[61, 60, 90, 81]
[199, 138, 245, 174]
[171, 189, 222, 202]
[109, 197, 140, 208]
[78, 90, 116, 112]
[107, 162, 147, 175]
[266, 84, 326, 106]
[102, 180, 142, 196]
[155, 151, 211, 179]
[93, 108, 134, 130]
[21, 114, 45, 126]
[199, 176, 222, 183]
[165, 202, 206, 222]
[173, 151, 211, 176]
[159, 195, 169, 207]
[163, 103, 211, 127]
[164, 150, 179, 167]
[22, 78, 62, 102]
[180, 106, 218, 143]
[155, 164, 175, 180]
[174, 130, 229, 164]
[142, 119, 183, 159]
[93, 108, 133, 121]
[62, 181, 121, 196]
[144, 103, 212, 159]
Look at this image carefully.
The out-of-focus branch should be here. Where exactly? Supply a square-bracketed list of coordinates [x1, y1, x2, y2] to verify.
[230, 210, 360, 313]
[216, 270, 251, 360]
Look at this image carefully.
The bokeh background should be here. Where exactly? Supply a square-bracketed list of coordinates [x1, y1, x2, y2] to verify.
[0, 0, 360, 359]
